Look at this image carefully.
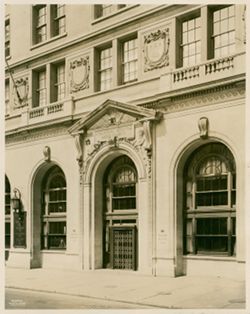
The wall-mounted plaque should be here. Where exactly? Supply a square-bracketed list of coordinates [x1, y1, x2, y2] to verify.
[70, 56, 90, 93]
[144, 28, 170, 72]
[14, 212, 26, 248]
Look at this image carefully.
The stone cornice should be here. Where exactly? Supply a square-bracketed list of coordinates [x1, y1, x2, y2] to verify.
[5, 122, 73, 146]
[140, 82, 245, 112]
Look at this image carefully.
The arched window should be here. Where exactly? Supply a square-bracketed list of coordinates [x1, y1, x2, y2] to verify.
[41, 165, 66, 250]
[5, 176, 11, 249]
[184, 143, 236, 256]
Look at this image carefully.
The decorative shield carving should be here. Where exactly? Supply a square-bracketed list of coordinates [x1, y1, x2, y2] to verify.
[144, 28, 170, 72]
[14, 77, 29, 107]
[70, 56, 90, 93]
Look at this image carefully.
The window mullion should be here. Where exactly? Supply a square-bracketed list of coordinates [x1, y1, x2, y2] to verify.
[227, 215, 232, 256]
[228, 171, 232, 207]
[192, 217, 196, 254]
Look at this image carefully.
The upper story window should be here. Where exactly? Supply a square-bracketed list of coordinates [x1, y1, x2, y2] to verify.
[94, 4, 127, 19]
[98, 46, 112, 91]
[212, 5, 235, 58]
[33, 68, 47, 107]
[181, 16, 201, 67]
[122, 37, 138, 84]
[34, 5, 47, 44]
[32, 5, 66, 45]
[5, 79, 10, 115]
[52, 4, 66, 36]
[51, 62, 65, 102]
[5, 19, 10, 57]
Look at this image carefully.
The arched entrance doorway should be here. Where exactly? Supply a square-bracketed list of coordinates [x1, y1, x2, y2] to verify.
[176, 141, 237, 275]
[103, 155, 138, 270]
[31, 162, 67, 268]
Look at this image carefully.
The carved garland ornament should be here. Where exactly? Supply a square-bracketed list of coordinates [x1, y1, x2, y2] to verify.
[14, 77, 29, 107]
[144, 28, 170, 72]
[70, 56, 90, 93]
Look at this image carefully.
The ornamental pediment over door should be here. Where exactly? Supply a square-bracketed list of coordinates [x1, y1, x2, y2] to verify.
[68, 99, 162, 171]
[69, 99, 159, 134]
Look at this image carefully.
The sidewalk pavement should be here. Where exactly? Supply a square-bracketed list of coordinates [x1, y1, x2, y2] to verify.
[5, 267, 245, 309]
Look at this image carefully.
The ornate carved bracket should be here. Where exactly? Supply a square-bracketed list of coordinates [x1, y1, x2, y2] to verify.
[70, 56, 90, 93]
[198, 117, 209, 139]
[43, 146, 51, 162]
[74, 133, 83, 166]
[144, 28, 170, 72]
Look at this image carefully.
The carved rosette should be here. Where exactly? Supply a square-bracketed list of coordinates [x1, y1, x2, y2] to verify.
[14, 77, 29, 107]
[70, 56, 90, 93]
[144, 28, 170, 72]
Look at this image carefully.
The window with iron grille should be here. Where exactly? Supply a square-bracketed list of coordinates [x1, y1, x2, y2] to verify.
[41, 166, 67, 250]
[5, 176, 11, 249]
[212, 5, 235, 58]
[184, 143, 236, 256]
[5, 19, 10, 57]
[99, 46, 112, 91]
[181, 15, 201, 67]
[122, 37, 138, 84]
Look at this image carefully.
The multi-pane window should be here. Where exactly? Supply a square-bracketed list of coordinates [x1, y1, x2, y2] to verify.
[5, 176, 11, 249]
[184, 143, 236, 256]
[112, 167, 136, 210]
[5, 19, 10, 57]
[42, 166, 67, 250]
[94, 4, 127, 19]
[213, 5, 235, 58]
[34, 5, 47, 44]
[37, 69, 47, 106]
[101, 4, 115, 16]
[5, 79, 10, 115]
[181, 16, 201, 67]
[53, 63, 65, 101]
[122, 38, 138, 84]
[52, 4, 66, 36]
[99, 47, 112, 91]
[33, 5, 66, 45]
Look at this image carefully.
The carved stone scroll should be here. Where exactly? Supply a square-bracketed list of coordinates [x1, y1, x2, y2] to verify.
[74, 134, 83, 166]
[43, 146, 51, 162]
[198, 117, 209, 139]
[70, 56, 90, 93]
[144, 28, 170, 72]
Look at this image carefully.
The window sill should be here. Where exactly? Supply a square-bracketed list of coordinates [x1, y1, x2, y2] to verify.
[41, 250, 66, 254]
[92, 5, 139, 25]
[184, 255, 236, 262]
[30, 32, 67, 50]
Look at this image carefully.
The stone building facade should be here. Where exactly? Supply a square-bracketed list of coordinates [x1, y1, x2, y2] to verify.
[5, 4, 246, 278]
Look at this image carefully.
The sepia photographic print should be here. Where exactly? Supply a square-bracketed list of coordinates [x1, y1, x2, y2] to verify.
[3, 1, 249, 313]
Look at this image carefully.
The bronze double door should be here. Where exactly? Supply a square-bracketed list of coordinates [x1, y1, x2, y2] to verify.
[103, 222, 137, 270]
